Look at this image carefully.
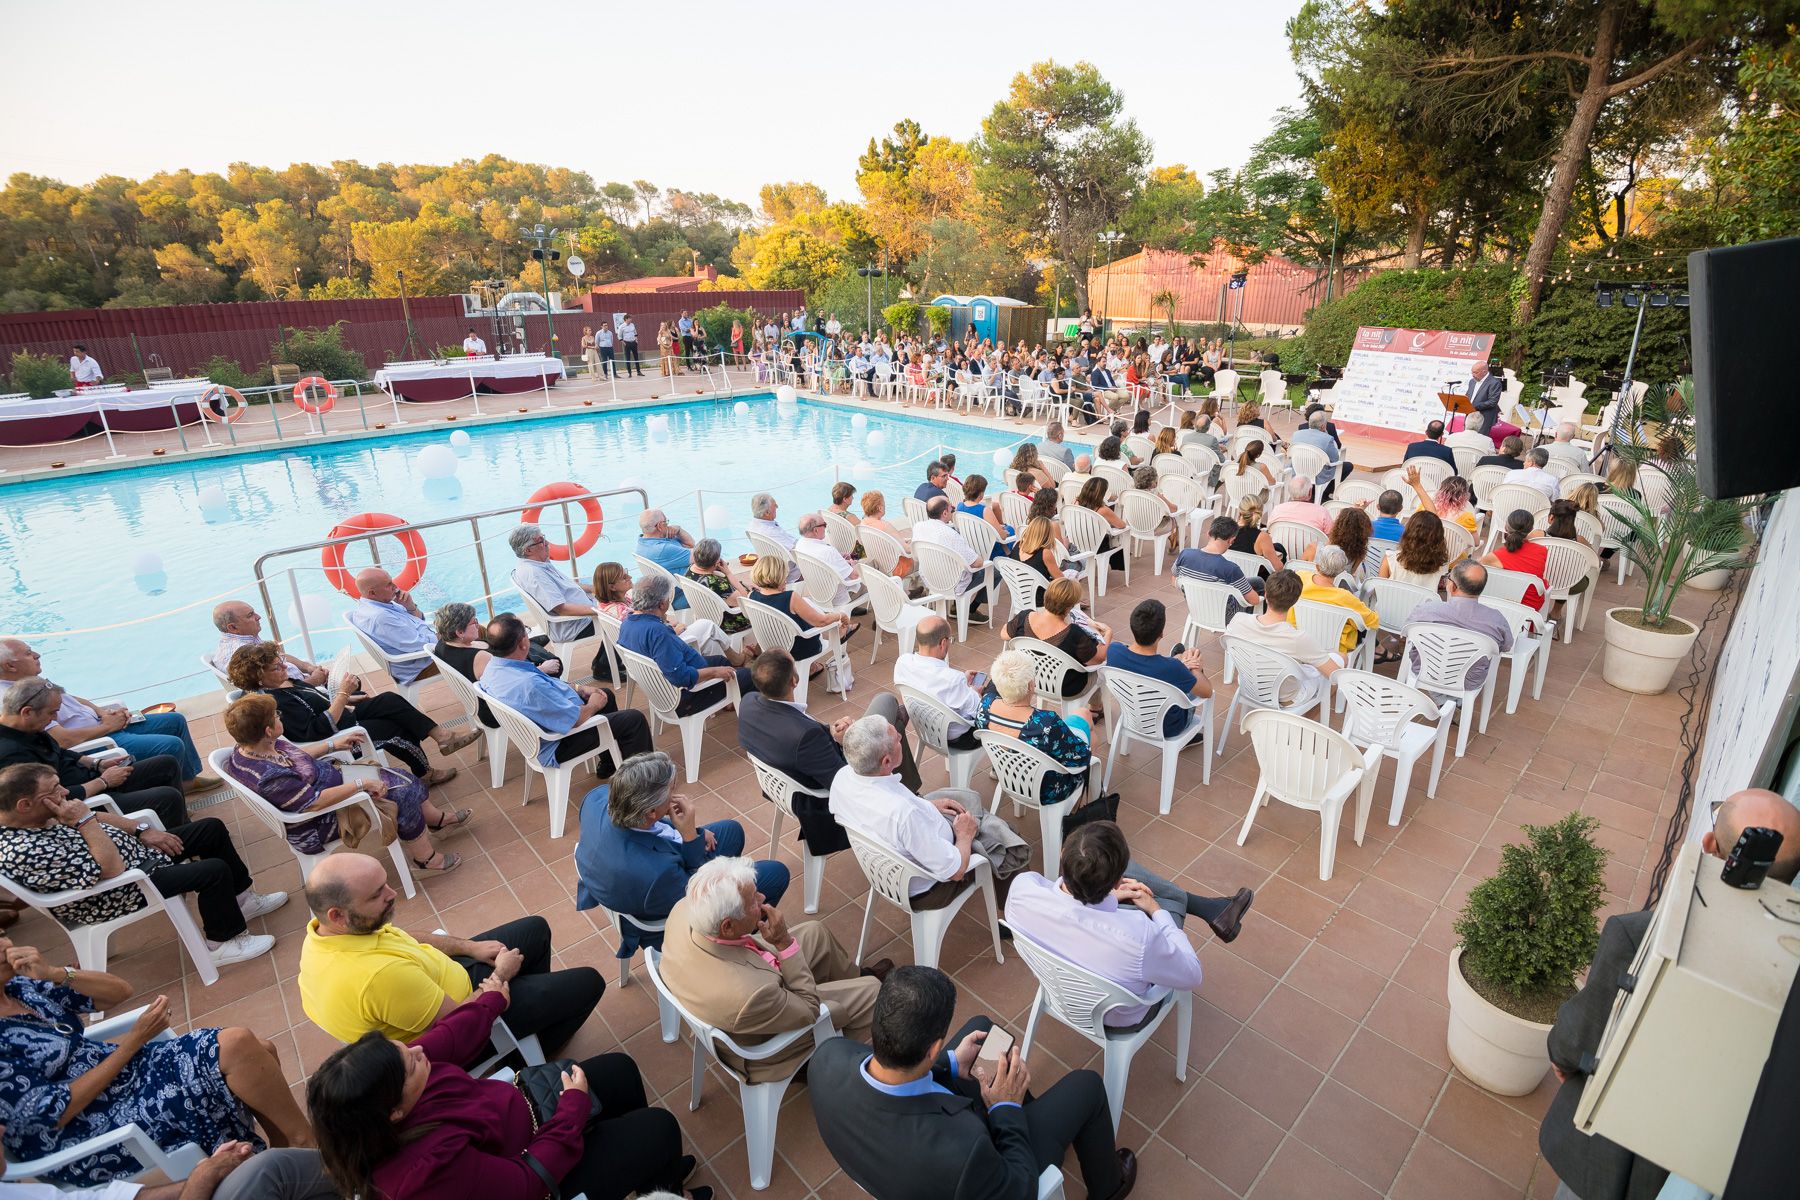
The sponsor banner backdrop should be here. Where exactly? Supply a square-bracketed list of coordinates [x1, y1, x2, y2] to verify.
[1330, 326, 1495, 434]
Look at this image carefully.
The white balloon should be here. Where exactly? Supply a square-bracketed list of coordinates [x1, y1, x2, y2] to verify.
[866, 430, 887, 449]
[197, 485, 227, 509]
[733, 401, 750, 418]
[704, 504, 732, 530]
[416, 444, 459, 479]
[851, 413, 869, 430]
[130, 550, 163, 576]
[775, 385, 798, 406]
[851, 460, 876, 479]
[649, 418, 671, 443]
[287, 593, 334, 632]
[449, 429, 473, 456]
[993, 449, 1011, 467]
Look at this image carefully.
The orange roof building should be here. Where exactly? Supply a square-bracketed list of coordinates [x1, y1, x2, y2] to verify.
[1085, 244, 1371, 333]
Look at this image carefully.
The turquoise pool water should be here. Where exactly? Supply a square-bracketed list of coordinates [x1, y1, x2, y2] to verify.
[0, 395, 1072, 703]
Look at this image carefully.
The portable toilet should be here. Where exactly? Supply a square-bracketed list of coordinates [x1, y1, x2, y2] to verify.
[929, 295, 974, 342]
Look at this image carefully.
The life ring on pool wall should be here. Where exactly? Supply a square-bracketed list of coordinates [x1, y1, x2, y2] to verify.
[198, 385, 247, 422]
[294, 376, 338, 415]
[321, 513, 428, 596]
[521, 482, 603, 560]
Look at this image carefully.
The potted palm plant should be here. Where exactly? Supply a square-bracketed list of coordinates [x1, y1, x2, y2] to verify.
[1447, 814, 1607, 1095]
[1601, 379, 1760, 694]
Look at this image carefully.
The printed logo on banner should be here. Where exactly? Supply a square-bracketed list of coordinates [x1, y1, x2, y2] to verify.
[1328, 325, 1497, 435]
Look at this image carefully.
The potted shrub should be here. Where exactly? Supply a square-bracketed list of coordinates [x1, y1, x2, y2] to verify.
[1447, 814, 1606, 1095]
[1601, 379, 1759, 694]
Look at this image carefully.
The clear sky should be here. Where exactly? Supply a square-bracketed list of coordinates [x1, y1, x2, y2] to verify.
[1, 0, 1306, 204]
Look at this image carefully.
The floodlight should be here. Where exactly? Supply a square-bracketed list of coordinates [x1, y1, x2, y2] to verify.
[1623, 292, 1642, 309]
[1596, 289, 1614, 308]
[1649, 292, 1669, 307]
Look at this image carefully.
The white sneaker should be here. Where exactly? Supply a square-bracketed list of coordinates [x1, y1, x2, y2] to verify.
[209, 932, 275, 966]
[237, 890, 288, 920]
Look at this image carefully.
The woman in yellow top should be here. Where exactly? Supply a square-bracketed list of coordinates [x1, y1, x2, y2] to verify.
[1287, 545, 1384, 659]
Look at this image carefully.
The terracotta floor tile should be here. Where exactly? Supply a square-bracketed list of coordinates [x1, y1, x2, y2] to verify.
[1284, 943, 1387, 1021]
[1249, 1137, 1383, 1200]
[1162, 1079, 1286, 1194]
[1425, 1077, 1547, 1188]
[1246, 984, 1358, 1072]
[1292, 1080, 1422, 1192]
[1365, 983, 1454, 1070]
[1390, 1135, 1523, 1200]
[1331, 1028, 1449, 1128]
[1207, 1026, 1326, 1128]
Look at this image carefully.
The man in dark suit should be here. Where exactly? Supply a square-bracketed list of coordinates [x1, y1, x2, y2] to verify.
[810, 966, 1135, 1200]
[1465, 361, 1504, 434]
[736, 650, 921, 856]
[1403, 419, 1457, 469]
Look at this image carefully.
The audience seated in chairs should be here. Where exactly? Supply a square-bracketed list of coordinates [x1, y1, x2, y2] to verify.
[477, 613, 653, 779]
[795, 512, 865, 609]
[1402, 419, 1456, 470]
[297, 854, 604, 1053]
[976, 651, 1110, 820]
[509, 523, 600, 643]
[1176, 515, 1265, 614]
[1294, 546, 1384, 659]
[306, 986, 708, 1200]
[431, 601, 561, 731]
[0, 934, 314, 1187]
[0, 762, 281, 968]
[1401, 561, 1515, 689]
[892, 616, 987, 752]
[658, 857, 886, 1085]
[738, 647, 920, 800]
[574, 750, 789, 953]
[226, 642, 478, 786]
[618, 576, 753, 714]
[1105, 599, 1215, 738]
[809, 964, 1136, 1200]
[209, 600, 328, 685]
[1006, 579, 1108, 699]
[911, 497, 991, 620]
[218, 694, 466, 876]
[858, 491, 915, 577]
[0, 678, 189, 831]
[747, 554, 855, 662]
[746, 492, 801, 582]
[684, 539, 755, 641]
[1223, 569, 1342, 706]
[830, 714, 1029, 909]
[637, 507, 697, 577]
[344, 569, 439, 686]
[0, 640, 220, 795]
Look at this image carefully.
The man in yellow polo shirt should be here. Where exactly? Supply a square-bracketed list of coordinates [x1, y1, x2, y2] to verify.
[1288, 545, 1382, 658]
[298, 854, 603, 1051]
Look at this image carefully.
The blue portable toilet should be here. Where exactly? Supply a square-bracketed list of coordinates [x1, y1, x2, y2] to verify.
[935, 294, 1030, 343]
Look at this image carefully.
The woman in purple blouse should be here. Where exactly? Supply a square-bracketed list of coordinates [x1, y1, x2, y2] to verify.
[218, 694, 467, 875]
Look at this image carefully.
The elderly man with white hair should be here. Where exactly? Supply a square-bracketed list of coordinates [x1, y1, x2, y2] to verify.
[1288, 408, 1343, 498]
[794, 512, 863, 608]
[344, 568, 438, 685]
[635, 507, 695, 577]
[656, 855, 887, 1084]
[1545, 421, 1590, 473]
[208, 599, 329, 684]
[1267, 474, 1335, 540]
[616, 574, 751, 713]
[509, 522, 598, 642]
[1503, 445, 1562, 502]
[746, 491, 801, 582]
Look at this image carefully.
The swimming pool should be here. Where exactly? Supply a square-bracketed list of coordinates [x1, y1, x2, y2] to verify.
[0, 395, 1071, 703]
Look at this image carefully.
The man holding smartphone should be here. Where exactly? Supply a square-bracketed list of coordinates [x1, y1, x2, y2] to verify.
[810, 965, 1134, 1200]
[0, 676, 188, 829]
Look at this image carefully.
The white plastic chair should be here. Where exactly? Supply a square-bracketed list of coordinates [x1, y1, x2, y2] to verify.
[1011, 926, 1192, 1135]
[1541, 538, 1602, 639]
[978, 732, 1091, 879]
[597, 913, 680, 1044]
[633, 553, 678, 592]
[746, 753, 831, 915]
[1222, 466, 1271, 510]
[901, 496, 930, 527]
[643, 954, 835, 1192]
[746, 530, 793, 579]
[857, 525, 909, 577]
[208, 742, 416, 899]
[1058, 505, 1119, 607]
[1159, 475, 1215, 550]
[344, 613, 432, 706]
[1482, 565, 1546, 609]
[1597, 494, 1636, 585]
[1287, 445, 1332, 500]
[1176, 576, 1244, 676]
[1292, 597, 1374, 673]
[1239, 710, 1383, 881]
[999, 491, 1035, 533]
[1442, 518, 1477, 564]
[1123, 434, 1156, 462]
[1334, 478, 1382, 507]
[588, 609, 633, 707]
[1213, 368, 1240, 400]
[1481, 596, 1554, 715]
[1468, 464, 1511, 508]
[1258, 368, 1286, 406]
[819, 509, 859, 557]
[430, 653, 508, 788]
[479, 689, 622, 837]
[1268, 519, 1325, 562]
[1100, 668, 1211, 811]
[853, 1168, 1065, 1200]
[1333, 670, 1454, 825]
[674, 576, 750, 655]
[742, 599, 839, 704]
[1385, 460, 1452, 494]
[993, 556, 1048, 622]
[1180, 443, 1222, 478]
[1119, 490, 1174, 578]
[953, 511, 1009, 564]
[862, 568, 927, 664]
[1008, 636, 1101, 720]
[1215, 636, 1327, 758]
[1486, 482, 1551, 527]
[1151, 451, 1194, 480]
[1560, 471, 1607, 499]
[1398, 623, 1500, 758]
[897, 685, 985, 792]
[614, 643, 738, 783]
[1222, 548, 1271, 582]
[199, 652, 234, 688]
[845, 826, 1005, 970]
[0, 808, 219, 987]
[517, 588, 600, 681]
[1363, 578, 1436, 636]
[795, 550, 868, 618]
[913, 540, 990, 642]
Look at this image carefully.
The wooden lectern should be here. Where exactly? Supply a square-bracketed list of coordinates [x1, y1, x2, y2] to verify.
[1437, 391, 1474, 416]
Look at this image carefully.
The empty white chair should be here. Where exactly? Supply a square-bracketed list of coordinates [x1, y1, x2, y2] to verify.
[845, 827, 1004, 970]
[1100, 668, 1212, 811]
[1215, 636, 1328, 757]
[480, 690, 622, 837]
[0, 808, 219, 987]
[430, 653, 508, 788]
[913, 540, 991, 642]
[1119, 490, 1174, 577]
[1468, 464, 1511, 509]
[644, 954, 834, 1192]
[978, 732, 1092, 879]
[208, 742, 416, 899]
[1333, 670, 1454, 825]
[1292, 598, 1374, 673]
[1399, 623, 1501, 758]
[747, 753, 831, 915]
[1481, 595, 1554, 714]
[1258, 368, 1286, 406]
[1541, 538, 1602, 639]
[861, 567, 928, 664]
[993, 555, 1048, 622]
[1213, 368, 1240, 400]
[898, 685, 985, 792]
[1176, 576, 1244, 680]
[1008, 636, 1101, 719]
[344, 612, 432, 706]
[614, 643, 738, 783]
[1011, 926, 1192, 1135]
[1239, 710, 1383, 880]
[1333, 478, 1381, 507]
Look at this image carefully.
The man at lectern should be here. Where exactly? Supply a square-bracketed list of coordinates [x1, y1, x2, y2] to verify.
[1465, 361, 1504, 435]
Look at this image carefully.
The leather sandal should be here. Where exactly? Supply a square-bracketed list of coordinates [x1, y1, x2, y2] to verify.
[410, 851, 462, 875]
[428, 807, 474, 831]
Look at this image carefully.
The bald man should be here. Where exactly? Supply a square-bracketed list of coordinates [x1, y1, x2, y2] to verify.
[1542, 788, 1799, 1200]
[298, 853, 603, 1051]
[209, 600, 329, 685]
[344, 568, 438, 685]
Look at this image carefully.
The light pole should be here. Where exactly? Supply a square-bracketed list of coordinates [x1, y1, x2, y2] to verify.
[857, 264, 887, 332]
[1098, 230, 1125, 338]
[524, 223, 562, 357]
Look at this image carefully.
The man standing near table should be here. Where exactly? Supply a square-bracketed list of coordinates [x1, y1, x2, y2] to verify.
[596, 322, 616, 378]
[68, 345, 103, 387]
[461, 328, 488, 356]
[619, 315, 642, 377]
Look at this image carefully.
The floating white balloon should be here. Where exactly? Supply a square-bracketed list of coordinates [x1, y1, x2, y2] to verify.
[775, 385, 798, 407]
[416, 444, 458, 479]
[866, 430, 887, 449]
[703, 504, 732, 531]
[131, 550, 164, 577]
[993, 449, 1012, 468]
[648, 414, 671, 443]
[449, 429, 472, 457]
[733, 401, 750, 418]
[619, 476, 643, 492]
[197, 485, 231, 523]
[851, 413, 869, 430]
[287, 593, 334, 632]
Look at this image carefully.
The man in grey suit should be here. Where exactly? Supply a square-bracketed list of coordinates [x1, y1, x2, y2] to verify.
[1540, 789, 1800, 1199]
[1465, 361, 1505, 435]
[810, 966, 1135, 1200]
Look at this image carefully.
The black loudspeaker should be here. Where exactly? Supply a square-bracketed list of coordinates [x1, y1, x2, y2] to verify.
[1690, 235, 1800, 500]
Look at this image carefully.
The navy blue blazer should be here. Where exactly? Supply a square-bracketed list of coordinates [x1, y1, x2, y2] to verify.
[572, 786, 702, 952]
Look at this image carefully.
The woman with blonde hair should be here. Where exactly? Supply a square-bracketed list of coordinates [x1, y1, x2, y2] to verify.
[1152, 426, 1178, 458]
[1016, 516, 1067, 595]
[656, 322, 678, 376]
[1225, 492, 1284, 573]
[748, 553, 852, 666]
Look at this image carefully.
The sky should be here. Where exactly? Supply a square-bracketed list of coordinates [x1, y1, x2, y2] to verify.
[0, 0, 1307, 205]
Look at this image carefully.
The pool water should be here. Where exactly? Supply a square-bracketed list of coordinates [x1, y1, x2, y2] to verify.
[0, 395, 1071, 703]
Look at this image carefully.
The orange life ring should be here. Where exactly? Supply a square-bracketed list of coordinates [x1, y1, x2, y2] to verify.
[522, 483, 604, 560]
[198, 384, 247, 423]
[294, 375, 338, 415]
[321, 512, 427, 596]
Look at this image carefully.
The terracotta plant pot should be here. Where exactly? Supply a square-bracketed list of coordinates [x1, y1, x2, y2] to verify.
[1446, 947, 1552, 1096]
[1601, 607, 1700, 695]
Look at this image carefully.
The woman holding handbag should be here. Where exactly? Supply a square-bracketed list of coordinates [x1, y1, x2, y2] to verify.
[307, 986, 708, 1200]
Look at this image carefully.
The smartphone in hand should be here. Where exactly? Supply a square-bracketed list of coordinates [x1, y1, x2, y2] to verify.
[975, 1025, 1015, 1074]
[968, 671, 990, 692]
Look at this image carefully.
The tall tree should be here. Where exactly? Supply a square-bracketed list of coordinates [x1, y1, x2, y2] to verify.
[974, 60, 1151, 311]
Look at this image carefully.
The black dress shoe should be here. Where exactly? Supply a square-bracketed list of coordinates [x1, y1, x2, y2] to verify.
[1097, 1148, 1138, 1200]
[1207, 887, 1255, 943]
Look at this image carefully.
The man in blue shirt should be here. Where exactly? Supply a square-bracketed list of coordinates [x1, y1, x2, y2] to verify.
[1289, 410, 1343, 499]
[616, 575, 751, 714]
[1104, 599, 1212, 738]
[1403, 419, 1457, 469]
[347, 568, 438, 685]
[636, 507, 695, 581]
[914, 461, 951, 504]
[1174, 515, 1263, 614]
[476, 613, 652, 774]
